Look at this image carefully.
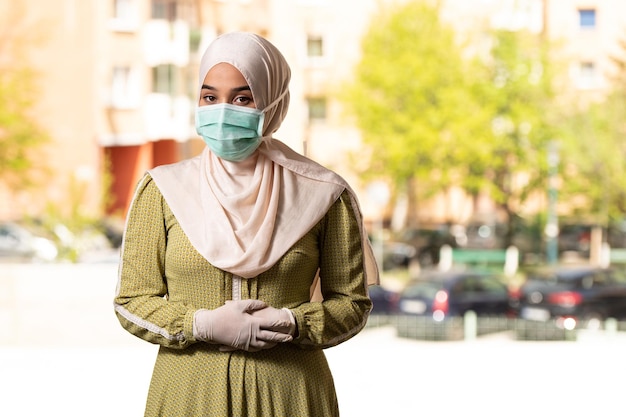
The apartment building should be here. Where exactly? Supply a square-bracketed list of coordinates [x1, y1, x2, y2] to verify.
[1, 0, 624, 224]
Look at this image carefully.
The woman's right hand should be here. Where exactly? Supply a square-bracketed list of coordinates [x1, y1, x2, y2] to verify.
[193, 300, 293, 352]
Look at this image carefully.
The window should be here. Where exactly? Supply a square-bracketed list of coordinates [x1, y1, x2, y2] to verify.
[578, 9, 596, 29]
[152, 0, 178, 21]
[111, 65, 139, 108]
[304, 34, 330, 66]
[578, 61, 596, 89]
[111, 0, 137, 31]
[307, 97, 327, 121]
[307, 36, 324, 58]
[152, 64, 180, 95]
[113, 0, 132, 20]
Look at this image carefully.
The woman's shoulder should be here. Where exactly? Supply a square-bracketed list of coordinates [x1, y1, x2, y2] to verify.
[129, 172, 163, 205]
[150, 155, 203, 179]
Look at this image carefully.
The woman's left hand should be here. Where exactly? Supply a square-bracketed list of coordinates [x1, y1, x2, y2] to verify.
[250, 306, 296, 336]
[218, 304, 296, 352]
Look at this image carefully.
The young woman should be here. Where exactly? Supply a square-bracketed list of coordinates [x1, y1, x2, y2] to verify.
[114, 31, 378, 417]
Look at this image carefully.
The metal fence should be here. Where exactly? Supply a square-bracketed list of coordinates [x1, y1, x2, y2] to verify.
[366, 313, 625, 342]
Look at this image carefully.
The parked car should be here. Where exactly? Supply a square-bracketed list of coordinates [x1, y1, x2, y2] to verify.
[607, 220, 626, 248]
[516, 264, 626, 329]
[464, 219, 540, 254]
[369, 234, 417, 271]
[463, 221, 505, 250]
[368, 285, 399, 315]
[394, 224, 466, 267]
[397, 269, 516, 321]
[557, 221, 626, 254]
[379, 241, 416, 270]
[557, 223, 594, 256]
[0, 222, 58, 262]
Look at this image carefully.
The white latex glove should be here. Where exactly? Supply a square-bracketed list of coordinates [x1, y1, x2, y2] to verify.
[250, 306, 297, 337]
[193, 300, 293, 352]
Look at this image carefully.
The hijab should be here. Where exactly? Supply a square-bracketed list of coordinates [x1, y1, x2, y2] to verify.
[149, 32, 378, 286]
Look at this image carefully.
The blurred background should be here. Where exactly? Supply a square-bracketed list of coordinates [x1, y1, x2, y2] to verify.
[1, 0, 626, 267]
[2, 0, 626, 415]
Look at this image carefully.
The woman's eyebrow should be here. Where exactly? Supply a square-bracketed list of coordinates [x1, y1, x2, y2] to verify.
[200, 84, 251, 92]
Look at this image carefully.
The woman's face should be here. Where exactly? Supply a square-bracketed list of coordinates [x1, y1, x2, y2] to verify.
[199, 63, 256, 109]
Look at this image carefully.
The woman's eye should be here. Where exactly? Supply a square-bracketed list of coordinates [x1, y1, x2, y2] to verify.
[234, 96, 252, 105]
[201, 94, 216, 103]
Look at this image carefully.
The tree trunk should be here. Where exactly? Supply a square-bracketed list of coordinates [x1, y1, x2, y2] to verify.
[405, 175, 420, 228]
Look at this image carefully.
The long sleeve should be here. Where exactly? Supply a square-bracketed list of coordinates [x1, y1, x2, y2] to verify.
[113, 174, 196, 349]
[290, 191, 373, 348]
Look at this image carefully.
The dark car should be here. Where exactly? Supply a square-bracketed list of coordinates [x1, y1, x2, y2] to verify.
[464, 222, 505, 249]
[464, 219, 540, 259]
[558, 223, 593, 255]
[380, 241, 417, 270]
[607, 220, 626, 249]
[395, 224, 466, 267]
[557, 222, 626, 255]
[368, 285, 399, 315]
[397, 269, 516, 320]
[516, 265, 626, 329]
[368, 234, 417, 271]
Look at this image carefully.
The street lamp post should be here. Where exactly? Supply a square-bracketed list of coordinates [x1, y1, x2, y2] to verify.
[367, 181, 390, 271]
[546, 140, 559, 264]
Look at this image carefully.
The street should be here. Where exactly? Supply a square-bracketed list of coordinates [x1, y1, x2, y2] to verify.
[1, 263, 624, 416]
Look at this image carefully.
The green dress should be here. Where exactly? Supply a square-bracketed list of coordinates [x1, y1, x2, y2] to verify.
[114, 175, 372, 417]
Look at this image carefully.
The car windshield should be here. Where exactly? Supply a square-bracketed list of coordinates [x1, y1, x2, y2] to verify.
[402, 281, 441, 299]
[479, 276, 508, 294]
[527, 272, 562, 285]
[527, 268, 599, 286]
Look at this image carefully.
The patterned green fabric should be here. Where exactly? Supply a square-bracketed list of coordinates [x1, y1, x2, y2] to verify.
[114, 174, 372, 417]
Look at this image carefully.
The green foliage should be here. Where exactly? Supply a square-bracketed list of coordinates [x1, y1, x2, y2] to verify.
[558, 42, 626, 224]
[342, 0, 475, 196]
[470, 29, 560, 213]
[556, 34, 626, 226]
[0, 4, 50, 191]
[0, 67, 50, 190]
[340, 0, 563, 232]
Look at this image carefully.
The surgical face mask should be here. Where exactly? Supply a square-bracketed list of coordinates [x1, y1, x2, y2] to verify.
[195, 103, 265, 162]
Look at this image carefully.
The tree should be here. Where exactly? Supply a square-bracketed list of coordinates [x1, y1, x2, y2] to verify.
[340, 0, 480, 227]
[0, 3, 50, 193]
[559, 36, 626, 225]
[341, 0, 561, 239]
[467, 28, 561, 244]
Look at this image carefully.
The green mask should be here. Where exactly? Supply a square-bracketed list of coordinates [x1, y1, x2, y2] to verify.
[195, 103, 265, 162]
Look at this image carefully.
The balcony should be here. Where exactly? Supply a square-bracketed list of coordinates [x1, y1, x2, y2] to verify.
[142, 93, 192, 142]
[143, 20, 190, 66]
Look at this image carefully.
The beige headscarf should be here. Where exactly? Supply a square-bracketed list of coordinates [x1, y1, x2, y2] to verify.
[149, 32, 378, 286]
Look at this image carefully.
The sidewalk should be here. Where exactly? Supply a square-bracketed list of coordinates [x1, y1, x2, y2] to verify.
[1, 263, 624, 416]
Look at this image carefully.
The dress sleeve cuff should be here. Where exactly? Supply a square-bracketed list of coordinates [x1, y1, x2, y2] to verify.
[281, 308, 296, 336]
[184, 309, 198, 343]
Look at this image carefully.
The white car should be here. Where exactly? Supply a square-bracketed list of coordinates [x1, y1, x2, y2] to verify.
[0, 222, 58, 262]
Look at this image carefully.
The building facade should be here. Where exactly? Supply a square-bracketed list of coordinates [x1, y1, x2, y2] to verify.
[1, 0, 625, 226]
